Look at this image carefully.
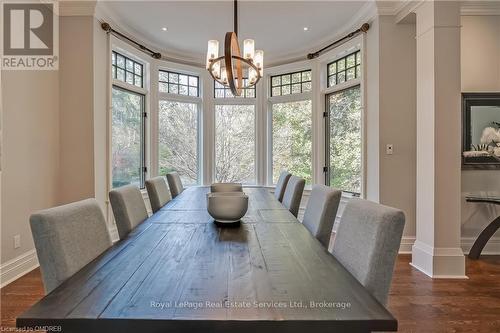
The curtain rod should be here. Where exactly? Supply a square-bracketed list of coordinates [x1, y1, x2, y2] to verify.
[307, 23, 370, 60]
[101, 22, 162, 59]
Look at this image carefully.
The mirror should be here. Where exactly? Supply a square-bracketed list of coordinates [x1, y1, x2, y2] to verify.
[462, 93, 500, 169]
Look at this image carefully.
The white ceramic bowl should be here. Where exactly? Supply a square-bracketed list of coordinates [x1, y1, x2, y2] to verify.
[207, 192, 248, 224]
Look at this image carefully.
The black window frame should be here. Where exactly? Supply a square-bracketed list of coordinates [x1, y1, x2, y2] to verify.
[327, 50, 361, 88]
[159, 70, 200, 97]
[112, 51, 144, 88]
[214, 79, 256, 99]
[324, 84, 362, 197]
[270, 70, 312, 97]
[111, 85, 147, 189]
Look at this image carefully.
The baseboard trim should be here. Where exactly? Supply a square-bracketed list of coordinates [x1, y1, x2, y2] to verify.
[411, 241, 467, 278]
[399, 236, 500, 255]
[0, 249, 39, 288]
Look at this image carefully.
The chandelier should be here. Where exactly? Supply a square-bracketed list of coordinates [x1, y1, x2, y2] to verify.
[206, 0, 263, 96]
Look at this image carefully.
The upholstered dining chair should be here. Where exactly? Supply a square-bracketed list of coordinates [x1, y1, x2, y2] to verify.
[166, 172, 184, 198]
[211, 183, 243, 192]
[282, 175, 305, 217]
[145, 176, 171, 213]
[274, 171, 291, 202]
[302, 184, 342, 248]
[29, 198, 112, 293]
[109, 184, 148, 240]
[331, 199, 405, 305]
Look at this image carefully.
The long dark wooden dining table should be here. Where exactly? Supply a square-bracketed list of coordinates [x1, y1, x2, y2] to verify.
[17, 186, 397, 333]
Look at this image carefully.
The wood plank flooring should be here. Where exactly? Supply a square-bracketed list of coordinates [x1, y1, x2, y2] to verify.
[2, 254, 500, 332]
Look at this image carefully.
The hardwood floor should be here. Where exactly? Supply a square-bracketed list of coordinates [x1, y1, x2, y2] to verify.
[1, 255, 499, 332]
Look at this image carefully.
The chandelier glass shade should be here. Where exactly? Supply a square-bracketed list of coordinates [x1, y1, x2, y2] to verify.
[206, 0, 263, 96]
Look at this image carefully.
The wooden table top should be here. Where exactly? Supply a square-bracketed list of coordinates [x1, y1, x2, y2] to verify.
[17, 187, 397, 333]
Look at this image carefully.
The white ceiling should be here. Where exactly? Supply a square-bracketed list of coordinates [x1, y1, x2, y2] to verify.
[99, 1, 369, 65]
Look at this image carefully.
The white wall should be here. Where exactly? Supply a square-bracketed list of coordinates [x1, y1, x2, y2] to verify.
[0, 71, 60, 266]
[460, 15, 500, 243]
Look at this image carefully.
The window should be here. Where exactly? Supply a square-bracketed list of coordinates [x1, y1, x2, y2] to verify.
[214, 80, 256, 98]
[158, 101, 199, 185]
[159, 70, 199, 97]
[326, 85, 362, 194]
[111, 86, 146, 188]
[271, 100, 312, 184]
[112, 51, 143, 88]
[327, 51, 361, 87]
[215, 105, 256, 183]
[270, 70, 312, 97]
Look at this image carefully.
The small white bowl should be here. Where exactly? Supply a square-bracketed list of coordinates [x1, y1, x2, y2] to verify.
[207, 192, 248, 225]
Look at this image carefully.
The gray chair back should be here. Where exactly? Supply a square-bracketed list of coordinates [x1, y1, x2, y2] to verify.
[211, 183, 243, 192]
[109, 184, 148, 240]
[274, 171, 291, 202]
[145, 176, 171, 213]
[29, 198, 112, 293]
[302, 184, 342, 248]
[166, 172, 184, 198]
[282, 175, 305, 217]
[332, 199, 405, 305]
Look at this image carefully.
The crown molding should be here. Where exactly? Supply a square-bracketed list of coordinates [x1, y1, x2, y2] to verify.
[461, 1, 500, 15]
[59, 0, 96, 17]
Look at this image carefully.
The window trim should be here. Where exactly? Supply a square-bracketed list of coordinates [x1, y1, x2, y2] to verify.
[270, 69, 312, 97]
[326, 50, 361, 88]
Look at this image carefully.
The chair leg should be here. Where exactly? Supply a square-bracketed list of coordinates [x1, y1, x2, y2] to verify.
[468, 216, 500, 260]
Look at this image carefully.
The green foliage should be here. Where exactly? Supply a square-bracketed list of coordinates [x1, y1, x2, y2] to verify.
[328, 86, 362, 193]
[272, 100, 312, 184]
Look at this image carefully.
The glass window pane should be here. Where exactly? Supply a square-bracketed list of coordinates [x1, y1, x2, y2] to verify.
[189, 87, 198, 97]
[282, 74, 291, 85]
[302, 71, 311, 81]
[338, 71, 346, 83]
[117, 54, 125, 68]
[112, 66, 116, 79]
[347, 67, 355, 80]
[179, 74, 188, 85]
[179, 85, 188, 95]
[112, 52, 116, 65]
[291, 73, 301, 83]
[126, 71, 134, 85]
[126, 59, 133, 71]
[328, 75, 336, 87]
[328, 85, 362, 194]
[338, 59, 345, 71]
[159, 101, 199, 185]
[134, 63, 142, 75]
[215, 105, 256, 184]
[356, 65, 361, 78]
[215, 89, 224, 98]
[169, 73, 179, 83]
[117, 68, 125, 81]
[159, 71, 168, 82]
[356, 51, 362, 65]
[189, 76, 198, 87]
[111, 87, 144, 188]
[169, 84, 178, 94]
[272, 100, 312, 184]
[246, 88, 255, 98]
[292, 83, 301, 94]
[302, 81, 312, 92]
[272, 76, 281, 87]
[282, 85, 291, 95]
[346, 54, 356, 68]
[134, 75, 142, 87]
[272, 87, 281, 96]
[328, 63, 336, 74]
[159, 82, 168, 92]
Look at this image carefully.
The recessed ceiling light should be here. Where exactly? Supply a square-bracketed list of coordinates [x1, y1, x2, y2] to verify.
[162, 27, 167, 31]
[303, 27, 309, 31]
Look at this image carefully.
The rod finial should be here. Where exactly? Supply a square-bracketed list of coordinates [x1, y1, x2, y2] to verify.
[360, 23, 370, 33]
[307, 53, 319, 60]
[152, 52, 162, 59]
[101, 22, 111, 32]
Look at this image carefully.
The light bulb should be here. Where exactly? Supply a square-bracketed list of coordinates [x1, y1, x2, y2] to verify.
[243, 39, 255, 60]
[254, 50, 264, 76]
[206, 40, 219, 69]
[249, 67, 257, 84]
[212, 62, 220, 78]
[221, 68, 228, 83]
